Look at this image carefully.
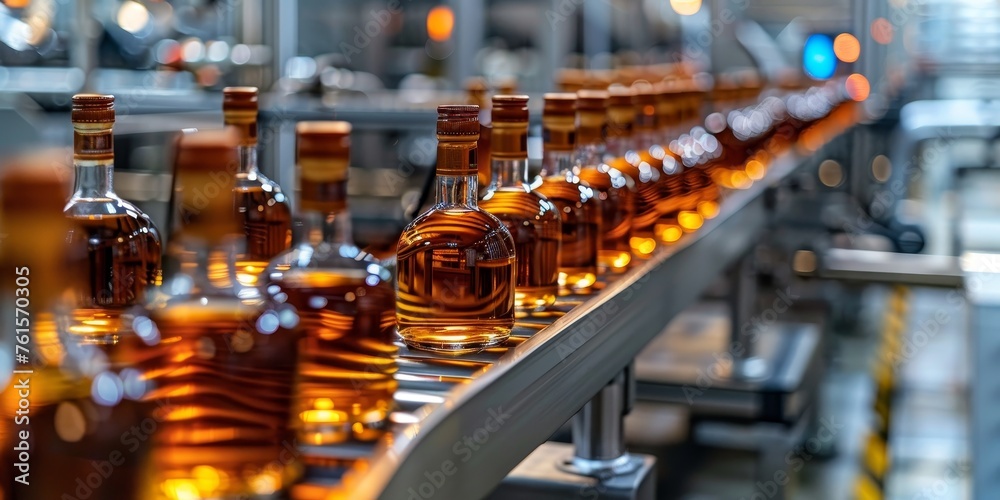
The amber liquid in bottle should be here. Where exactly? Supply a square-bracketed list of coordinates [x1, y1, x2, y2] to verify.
[224, 87, 293, 287]
[141, 129, 299, 499]
[480, 96, 561, 309]
[1, 157, 156, 500]
[576, 90, 634, 273]
[64, 95, 162, 339]
[264, 121, 397, 446]
[535, 94, 600, 291]
[396, 105, 516, 353]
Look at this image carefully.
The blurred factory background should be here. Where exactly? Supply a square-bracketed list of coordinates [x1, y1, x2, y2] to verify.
[2, 0, 997, 499]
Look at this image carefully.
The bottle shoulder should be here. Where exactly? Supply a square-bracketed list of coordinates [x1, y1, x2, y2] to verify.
[398, 206, 516, 257]
[480, 188, 561, 223]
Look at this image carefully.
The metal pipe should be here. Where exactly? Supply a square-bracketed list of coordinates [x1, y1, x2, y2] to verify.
[572, 370, 627, 462]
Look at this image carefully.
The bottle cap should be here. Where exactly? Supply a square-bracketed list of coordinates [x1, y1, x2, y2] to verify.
[575, 90, 609, 112]
[436, 105, 480, 139]
[173, 128, 240, 240]
[72, 94, 115, 124]
[491, 95, 529, 123]
[543, 93, 577, 151]
[491, 96, 529, 158]
[222, 87, 259, 113]
[297, 121, 351, 182]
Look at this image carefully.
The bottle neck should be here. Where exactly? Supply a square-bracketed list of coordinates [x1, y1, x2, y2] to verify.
[542, 147, 575, 176]
[72, 124, 116, 198]
[238, 144, 259, 174]
[72, 163, 114, 198]
[298, 177, 353, 247]
[489, 157, 529, 188]
[436, 174, 478, 206]
[574, 140, 606, 168]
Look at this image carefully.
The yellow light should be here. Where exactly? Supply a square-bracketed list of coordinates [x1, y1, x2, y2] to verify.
[162, 479, 202, 500]
[660, 226, 683, 243]
[697, 200, 720, 219]
[670, 0, 702, 16]
[729, 171, 752, 189]
[301, 409, 348, 423]
[611, 251, 632, 269]
[193, 466, 221, 496]
[833, 33, 860, 63]
[745, 159, 765, 180]
[630, 237, 657, 255]
[4, 0, 31, 8]
[315, 398, 334, 410]
[427, 6, 454, 42]
[117, 1, 151, 35]
[846, 73, 870, 101]
[678, 211, 704, 232]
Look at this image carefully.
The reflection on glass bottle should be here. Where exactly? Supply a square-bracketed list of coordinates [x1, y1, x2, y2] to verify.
[465, 77, 493, 191]
[574, 90, 635, 273]
[223, 87, 293, 287]
[63, 94, 162, 341]
[480, 95, 561, 310]
[141, 129, 300, 499]
[1, 153, 157, 500]
[396, 105, 516, 353]
[535, 94, 600, 292]
[263, 122, 397, 446]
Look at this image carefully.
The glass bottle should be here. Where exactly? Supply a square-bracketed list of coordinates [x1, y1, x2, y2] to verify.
[465, 77, 493, 191]
[1, 154, 155, 500]
[479, 95, 561, 310]
[396, 105, 516, 353]
[63, 94, 162, 340]
[574, 90, 635, 274]
[535, 94, 600, 291]
[141, 129, 300, 499]
[605, 86, 664, 258]
[223, 87, 293, 287]
[262, 121, 397, 446]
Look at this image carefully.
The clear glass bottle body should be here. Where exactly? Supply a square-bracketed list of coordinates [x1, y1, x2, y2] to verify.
[396, 174, 516, 352]
[535, 151, 600, 291]
[263, 197, 397, 446]
[480, 158, 561, 309]
[575, 141, 634, 273]
[141, 238, 299, 499]
[65, 151, 162, 340]
[234, 146, 293, 287]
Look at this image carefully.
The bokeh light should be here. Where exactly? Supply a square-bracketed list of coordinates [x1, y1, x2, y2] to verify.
[846, 73, 870, 101]
[117, 1, 151, 35]
[670, 0, 703, 16]
[803, 34, 837, 80]
[871, 18, 894, 44]
[427, 6, 454, 42]
[833, 33, 860, 63]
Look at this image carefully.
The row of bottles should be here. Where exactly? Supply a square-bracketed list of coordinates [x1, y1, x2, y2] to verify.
[0, 70, 856, 499]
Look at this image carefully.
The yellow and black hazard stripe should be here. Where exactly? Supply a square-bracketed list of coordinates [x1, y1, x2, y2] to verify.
[854, 285, 909, 500]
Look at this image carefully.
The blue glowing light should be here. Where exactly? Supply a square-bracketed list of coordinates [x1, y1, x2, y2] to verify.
[803, 34, 837, 80]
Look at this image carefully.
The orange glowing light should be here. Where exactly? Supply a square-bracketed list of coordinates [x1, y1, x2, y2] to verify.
[4, 0, 31, 7]
[697, 200, 720, 219]
[729, 171, 752, 189]
[833, 33, 860, 63]
[678, 211, 704, 231]
[631, 237, 657, 255]
[846, 73, 870, 101]
[871, 18, 893, 45]
[427, 6, 454, 42]
[745, 159, 765, 180]
[660, 226, 683, 243]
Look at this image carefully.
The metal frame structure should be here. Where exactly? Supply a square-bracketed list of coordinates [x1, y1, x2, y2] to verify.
[340, 146, 830, 499]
